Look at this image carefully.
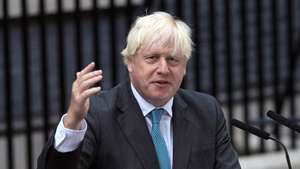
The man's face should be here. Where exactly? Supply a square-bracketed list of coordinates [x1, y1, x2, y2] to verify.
[127, 43, 187, 106]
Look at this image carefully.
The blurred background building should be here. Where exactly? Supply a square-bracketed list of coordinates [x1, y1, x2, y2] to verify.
[0, 0, 299, 169]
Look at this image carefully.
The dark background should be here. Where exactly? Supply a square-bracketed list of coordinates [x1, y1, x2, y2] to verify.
[0, 0, 299, 169]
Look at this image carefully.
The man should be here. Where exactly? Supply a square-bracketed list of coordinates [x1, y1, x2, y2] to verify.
[37, 11, 241, 169]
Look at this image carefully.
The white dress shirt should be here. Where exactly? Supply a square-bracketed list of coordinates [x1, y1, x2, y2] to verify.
[54, 83, 174, 166]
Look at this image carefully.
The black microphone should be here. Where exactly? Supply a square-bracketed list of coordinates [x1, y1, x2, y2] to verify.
[267, 110, 300, 133]
[231, 119, 270, 139]
[231, 119, 293, 169]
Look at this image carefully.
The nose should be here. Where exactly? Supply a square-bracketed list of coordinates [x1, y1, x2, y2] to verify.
[157, 58, 170, 74]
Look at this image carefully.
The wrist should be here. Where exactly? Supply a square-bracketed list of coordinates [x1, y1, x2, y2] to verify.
[63, 113, 83, 130]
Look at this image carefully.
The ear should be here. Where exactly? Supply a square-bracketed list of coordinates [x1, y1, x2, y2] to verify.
[183, 64, 187, 75]
[127, 59, 133, 73]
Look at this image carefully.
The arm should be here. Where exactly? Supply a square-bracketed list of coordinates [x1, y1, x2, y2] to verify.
[36, 62, 102, 169]
[54, 114, 87, 152]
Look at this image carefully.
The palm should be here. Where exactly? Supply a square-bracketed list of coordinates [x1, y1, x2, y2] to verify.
[65, 62, 102, 129]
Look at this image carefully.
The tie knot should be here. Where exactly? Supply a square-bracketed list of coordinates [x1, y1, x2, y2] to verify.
[150, 108, 165, 124]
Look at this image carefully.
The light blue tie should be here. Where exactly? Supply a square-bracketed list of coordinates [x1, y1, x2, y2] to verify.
[149, 108, 171, 169]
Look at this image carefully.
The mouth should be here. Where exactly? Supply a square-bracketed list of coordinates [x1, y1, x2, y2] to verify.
[152, 80, 170, 86]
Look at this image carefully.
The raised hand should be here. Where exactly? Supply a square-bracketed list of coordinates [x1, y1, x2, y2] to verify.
[64, 62, 103, 129]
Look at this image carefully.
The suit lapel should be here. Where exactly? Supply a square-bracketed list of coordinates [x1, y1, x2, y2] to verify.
[172, 94, 193, 169]
[116, 82, 160, 169]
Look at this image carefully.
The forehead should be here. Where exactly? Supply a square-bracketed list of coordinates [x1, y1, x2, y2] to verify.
[138, 40, 183, 58]
[140, 43, 173, 55]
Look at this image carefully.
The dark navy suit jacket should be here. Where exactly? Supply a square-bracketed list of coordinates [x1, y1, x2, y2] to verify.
[37, 81, 241, 169]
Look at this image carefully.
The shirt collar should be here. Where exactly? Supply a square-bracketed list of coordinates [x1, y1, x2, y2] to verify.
[130, 83, 173, 117]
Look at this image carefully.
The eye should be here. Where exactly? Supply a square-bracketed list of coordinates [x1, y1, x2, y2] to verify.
[145, 55, 159, 63]
[167, 57, 180, 65]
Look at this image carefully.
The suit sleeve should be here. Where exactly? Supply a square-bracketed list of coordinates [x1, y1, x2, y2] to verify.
[36, 129, 82, 169]
[213, 99, 241, 169]
[36, 98, 100, 169]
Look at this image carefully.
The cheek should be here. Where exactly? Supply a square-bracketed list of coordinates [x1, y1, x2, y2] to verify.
[132, 67, 150, 83]
[173, 69, 186, 80]
[177, 65, 187, 79]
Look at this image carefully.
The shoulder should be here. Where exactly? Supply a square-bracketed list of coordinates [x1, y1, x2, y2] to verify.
[175, 88, 224, 127]
[90, 82, 127, 107]
[176, 88, 219, 108]
[85, 82, 128, 131]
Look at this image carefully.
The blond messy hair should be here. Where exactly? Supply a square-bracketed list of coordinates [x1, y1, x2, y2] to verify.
[121, 11, 193, 65]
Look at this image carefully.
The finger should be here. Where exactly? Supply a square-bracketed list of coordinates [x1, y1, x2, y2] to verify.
[78, 75, 103, 93]
[79, 70, 102, 83]
[81, 87, 101, 101]
[78, 62, 95, 76]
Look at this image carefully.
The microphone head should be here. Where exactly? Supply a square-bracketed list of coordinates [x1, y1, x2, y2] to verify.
[267, 110, 300, 133]
[267, 110, 290, 126]
[232, 118, 293, 169]
[231, 119, 270, 140]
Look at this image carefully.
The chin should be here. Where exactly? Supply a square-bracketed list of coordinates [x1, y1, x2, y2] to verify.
[150, 92, 169, 99]
[149, 95, 170, 105]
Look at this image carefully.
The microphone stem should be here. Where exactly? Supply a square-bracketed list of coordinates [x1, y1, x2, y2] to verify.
[269, 137, 293, 169]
